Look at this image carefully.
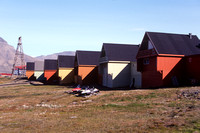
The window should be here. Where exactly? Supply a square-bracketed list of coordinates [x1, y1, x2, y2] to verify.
[143, 58, 149, 65]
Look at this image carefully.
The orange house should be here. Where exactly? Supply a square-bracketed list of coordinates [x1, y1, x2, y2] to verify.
[137, 32, 200, 88]
[26, 62, 35, 80]
[44, 59, 59, 84]
[74, 50, 100, 85]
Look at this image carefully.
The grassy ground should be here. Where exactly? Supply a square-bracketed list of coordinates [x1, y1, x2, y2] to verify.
[0, 77, 11, 84]
[0, 78, 200, 133]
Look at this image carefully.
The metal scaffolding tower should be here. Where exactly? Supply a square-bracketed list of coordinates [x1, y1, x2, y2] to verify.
[11, 37, 26, 78]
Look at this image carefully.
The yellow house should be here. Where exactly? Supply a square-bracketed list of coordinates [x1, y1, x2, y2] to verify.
[99, 43, 141, 88]
[58, 55, 75, 85]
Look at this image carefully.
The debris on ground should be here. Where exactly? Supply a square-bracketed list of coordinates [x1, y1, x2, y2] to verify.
[67, 85, 100, 97]
[81, 99, 92, 103]
[70, 116, 77, 119]
[176, 89, 200, 100]
[22, 105, 30, 108]
[36, 102, 62, 108]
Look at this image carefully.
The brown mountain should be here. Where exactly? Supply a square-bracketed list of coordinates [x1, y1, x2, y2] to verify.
[0, 37, 39, 73]
[35, 51, 75, 60]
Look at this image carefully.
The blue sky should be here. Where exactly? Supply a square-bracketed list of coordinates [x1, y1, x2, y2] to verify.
[0, 0, 200, 57]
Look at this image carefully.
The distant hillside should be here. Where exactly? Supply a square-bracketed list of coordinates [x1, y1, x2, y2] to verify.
[35, 51, 75, 60]
[0, 37, 39, 73]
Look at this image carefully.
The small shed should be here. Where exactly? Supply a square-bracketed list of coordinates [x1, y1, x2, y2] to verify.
[58, 55, 75, 85]
[74, 50, 100, 85]
[44, 59, 59, 84]
[99, 43, 141, 88]
[26, 62, 35, 80]
[34, 61, 45, 81]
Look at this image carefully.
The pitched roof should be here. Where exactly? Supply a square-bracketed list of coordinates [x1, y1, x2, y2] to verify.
[58, 55, 75, 68]
[44, 59, 57, 70]
[76, 51, 101, 66]
[102, 43, 139, 62]
[34, 61, 44, 71]
[146, 32, 200, 56]
[26, 62, 34, 70]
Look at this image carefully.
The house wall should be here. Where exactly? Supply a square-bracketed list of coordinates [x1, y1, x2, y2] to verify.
[142, 57, 157, 71]
[58, 68, 74, 84]
[98, 63, 107, 87]
[140, 56, 184, 88]
[185, 55, 200, 83]
[44, 70, 57, 80]
[75, 66, 98, 85]
[34, 61, 44, 71]
[34, 71, 45, 81]
[44, 70, 59, 84]
[142, 70, 163, 88]
[131, 62, 142, 88]
[139, 57, 161, 88]
[26, 70, 34, 79]
[107, 62, 131, 88]
[157, 56, 184, 86]
[157, 56, 182, 79]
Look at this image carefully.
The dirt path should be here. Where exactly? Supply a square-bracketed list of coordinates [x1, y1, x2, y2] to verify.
[0, 80, 31, 88]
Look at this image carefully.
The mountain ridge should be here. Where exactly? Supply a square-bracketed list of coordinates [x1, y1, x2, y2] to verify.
[35, 51, 75, 60]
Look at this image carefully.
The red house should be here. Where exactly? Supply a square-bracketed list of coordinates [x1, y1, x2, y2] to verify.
[44, 59, 59, 84]
[137, 32, 200, 88]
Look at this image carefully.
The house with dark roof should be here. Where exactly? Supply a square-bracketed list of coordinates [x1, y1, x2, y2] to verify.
[74, 50, 100, 85]
[26, 62, 35, 80]
[58, 55, 75, 85]
[137, 32, 200, 88]
[44, 59, 59, 84]
[34, 61, 45, 81]
[99, 43, 141, 88]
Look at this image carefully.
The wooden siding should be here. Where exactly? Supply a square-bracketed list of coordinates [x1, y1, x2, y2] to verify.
[142, 70, 163, 88]
[142, 56, 157, 72]
[140, 56, 185, 88]
[44, 70, 59, 84]
[157, 56, 183, 79]
[44, 70, 57, 80]
[185, 55, 200, 83]
[34, 71, 44, 81]
[108, 62, 131, 88]
[75, 66, 98, 85]
[131, 62, 142, 88]
[58, 68, 74, 84]
[26, 70, 34, 79]
[137, 49, 157, 58]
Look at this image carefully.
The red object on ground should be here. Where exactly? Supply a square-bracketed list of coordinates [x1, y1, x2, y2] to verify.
[72, 87, 81, 92]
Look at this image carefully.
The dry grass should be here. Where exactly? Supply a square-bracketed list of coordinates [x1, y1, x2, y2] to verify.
[0, 78, 200, 132]
[0, 77, 11, 84]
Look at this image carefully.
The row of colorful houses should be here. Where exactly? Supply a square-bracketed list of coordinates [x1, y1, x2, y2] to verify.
[26, 32, 200, 88]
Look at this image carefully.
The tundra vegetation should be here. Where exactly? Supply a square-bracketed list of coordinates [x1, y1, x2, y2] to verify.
[0, 78, 200, 133]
